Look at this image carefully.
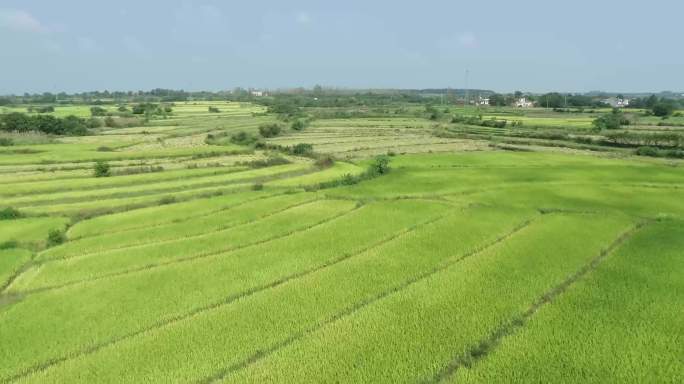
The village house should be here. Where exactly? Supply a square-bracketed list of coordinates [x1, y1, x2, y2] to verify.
[515, 97, 534, 108]
[602, 97, 629, 108]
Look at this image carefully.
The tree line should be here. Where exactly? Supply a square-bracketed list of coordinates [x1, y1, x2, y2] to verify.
[0, 113, 95, 135]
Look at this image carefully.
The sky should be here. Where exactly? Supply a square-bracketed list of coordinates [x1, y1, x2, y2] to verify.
[1, 0, 682, 94]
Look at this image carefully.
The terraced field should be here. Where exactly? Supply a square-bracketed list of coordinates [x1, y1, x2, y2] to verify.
[267, 118, 490, 159]
[0, 102, 682, 383]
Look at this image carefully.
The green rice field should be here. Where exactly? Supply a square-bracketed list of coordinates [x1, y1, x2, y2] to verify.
[0, 101, 682, 383]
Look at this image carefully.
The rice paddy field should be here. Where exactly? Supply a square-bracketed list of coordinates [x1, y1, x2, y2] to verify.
[0, 101, 682, 383]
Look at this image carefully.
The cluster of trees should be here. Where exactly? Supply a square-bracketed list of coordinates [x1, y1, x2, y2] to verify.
[627, 95, 680, 117]
[0, 113, 93, 135]
[451, 114, 518, 128]
[131, 103, 172, 115]
[534, 93, 606, 108]
[27, 106, 55, 113]
[258, 123, 283, 138]
[592, 109, 631, 130]
[603, 131, 684, 148]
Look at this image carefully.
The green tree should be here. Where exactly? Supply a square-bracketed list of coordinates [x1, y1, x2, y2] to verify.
[652, 102, 675, 117]
[93, 161, 111, 177]
[258, 123, 282, 138]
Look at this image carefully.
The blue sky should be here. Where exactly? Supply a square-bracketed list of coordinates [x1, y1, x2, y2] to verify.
[1, 0, 682, 94]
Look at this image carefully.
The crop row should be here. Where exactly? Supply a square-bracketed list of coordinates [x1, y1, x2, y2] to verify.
[67, 189, 274, 239]
[451, 220, 684, 383]
[2, 164, 251, 197]
[19, 199, 357, 292]
[0, 249, 32, 290]
[3, 163, 308, 207]
[38, 193, 316, 261]
[221, 213, 633, 383]
[0, 199, 447, 381]
[15, 205, 535, 383]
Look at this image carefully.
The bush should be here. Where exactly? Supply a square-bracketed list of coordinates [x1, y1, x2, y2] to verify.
[46, 229, 66, 246]
[0, 207, 22, 220]
[251, 183, 264, 191]
[258, 123, 282, 138]
[291, 143, 314, 156]
[315, 155, 335, 168]
[104, 116, 117, 128]
[593, 109, 627, 130]
[239, 156, 290, 168]
[93, 161, 111, 177]
[0, 137, 13, 146]
[652, 102, 675, 117]
[368, 155, 391, 175]
[230, 131, 259, 146]
[208, 106, 220, 113]
[87, 118, 103, 128]
[291, 120, 307, 131]
[97, 146, 114, 152]
[635, 146, 659, 157]
[158, 196, 177, 205]
[35, 106, 55, 113]
[0, 240, 19, 250]
[90, 106, 107, 117]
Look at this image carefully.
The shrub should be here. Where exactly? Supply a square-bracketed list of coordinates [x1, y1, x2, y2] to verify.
[0, 240, 19, 250]
[86, 118, 103, 128]
[291, 120, 307, 131]
[35, 106, 55, 113]
[292, 143, 314, 156]
[368, 155, 391, 175]
[0, 207, 22, 220]
[251, 183, 264, 191]
[90, 106, 107, 117]
[635, 146, 658, 157]
[239, 156, 290, 168]
[97, 146, 114, 152]
[230, 131, 259, 146]
[652, 102, 675, 117]
[93, 161, 111, 177]
[0, 137, 13, 146]
[208, 106, 220, 113]
[158, 196, 177, 205]
[593, 109, 628, 130]
[104, 116, 117, 128]
[315, 155, 335, 168]
[258, 123, 282, 138]
[46, 229, 66, 246]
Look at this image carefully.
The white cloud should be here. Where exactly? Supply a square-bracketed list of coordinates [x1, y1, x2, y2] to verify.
[458, 32, 478, 48]
[0, 9, 46, 33]
[296, 11, 311, 24]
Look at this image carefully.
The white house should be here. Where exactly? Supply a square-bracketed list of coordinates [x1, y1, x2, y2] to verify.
[603, 97, 629, 108]
[250, 90, 266, 97]
[515, 97, 534, 108]
[478, 96, 490, 106]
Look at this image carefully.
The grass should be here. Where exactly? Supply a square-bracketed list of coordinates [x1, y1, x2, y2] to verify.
[0, 248, 32, 289]
[0, 200, 447, 381]
[21, 199, 357, 291]
[16, 205, 535, 383]
[0, 217, 70, 247]
[221, 213, 633, 383]
[452, 220, 684, 383]
[0, 101, 683, 383]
